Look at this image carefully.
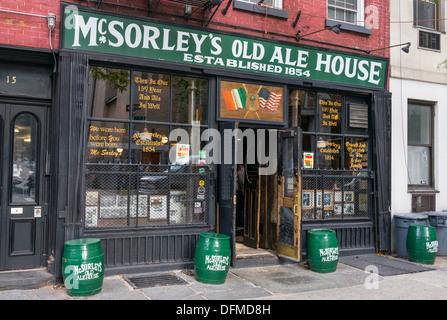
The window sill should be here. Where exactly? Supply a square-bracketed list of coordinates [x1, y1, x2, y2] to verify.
[325, 19, 371, 36]
[233, 0, 289, 19]
[408, 188, 439, 194]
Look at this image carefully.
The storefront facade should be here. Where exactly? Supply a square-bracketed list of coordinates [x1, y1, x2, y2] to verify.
[0, 3, 390, 277]
[37, 3, 391, 277]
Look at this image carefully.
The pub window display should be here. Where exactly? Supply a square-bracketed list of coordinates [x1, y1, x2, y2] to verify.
[289, 89, 372, 221]
[85, 66, 209, 229]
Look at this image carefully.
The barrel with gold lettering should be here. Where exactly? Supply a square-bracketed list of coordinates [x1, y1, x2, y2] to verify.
[194, 233, 231, 284]
[62, 238, 105, 296]
[307, 229, 339, 273]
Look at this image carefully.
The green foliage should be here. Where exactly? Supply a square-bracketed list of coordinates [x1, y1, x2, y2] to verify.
[90, 66, 130, 93]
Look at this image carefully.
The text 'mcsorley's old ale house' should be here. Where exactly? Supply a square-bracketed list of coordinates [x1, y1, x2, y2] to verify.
[0, 1, 390, 279]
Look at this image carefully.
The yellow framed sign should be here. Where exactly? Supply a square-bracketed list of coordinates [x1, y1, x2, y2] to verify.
[219, 80, 285, 124]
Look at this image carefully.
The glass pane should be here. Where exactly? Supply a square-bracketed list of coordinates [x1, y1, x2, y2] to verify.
[319, 92, 342, 134]
[172, 76, 208, 124]
[12, 113, 38, 203]
[87, 121, 129, 163]
[88, 67, 130, 120]
[408, 104, 431, 145]
[132, 71, 170, 122]
[132, 124, 170, 164]
[316, 136, 342, 170]
[344, 137, 368, 170]
[170, 126, 207, 165]
[289, 90, 315, 131]
[417, 0, 436, 29]
[328, 7, 336, 19]
[346, 11, 356, 23]
[408, 146, 431, 185]
[346, 0, 357, 10]
[283, 137, 294, 197]
[302, 134, 316, 167]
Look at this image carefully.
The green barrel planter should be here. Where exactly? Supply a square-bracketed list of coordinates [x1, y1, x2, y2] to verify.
[406, 225, 438, 264]
[307, 229, 339, 273]
[194, 232, 231, 284]
[62, 238, 105, 296]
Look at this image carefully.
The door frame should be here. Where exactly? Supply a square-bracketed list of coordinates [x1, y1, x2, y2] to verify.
[0, 102, 49, 270]
[276, 127, 302, 261]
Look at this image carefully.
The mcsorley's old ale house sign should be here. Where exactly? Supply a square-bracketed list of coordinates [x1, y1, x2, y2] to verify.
[63, 6, 387, 89]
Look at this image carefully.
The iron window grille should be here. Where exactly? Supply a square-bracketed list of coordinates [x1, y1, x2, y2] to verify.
[84, 163, 210, 229]
[301, 169, 374, 221]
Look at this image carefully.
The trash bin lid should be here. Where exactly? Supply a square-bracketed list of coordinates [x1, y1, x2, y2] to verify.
[426, 211, 447, 217]
[394, 213, 428, 220]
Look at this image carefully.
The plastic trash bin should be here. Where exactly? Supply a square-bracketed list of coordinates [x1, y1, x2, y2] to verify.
[427, 211, 447, 256]
[393, 213, 429, 257]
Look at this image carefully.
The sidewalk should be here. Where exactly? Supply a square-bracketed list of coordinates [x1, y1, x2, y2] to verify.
[1, 254, 447, 300]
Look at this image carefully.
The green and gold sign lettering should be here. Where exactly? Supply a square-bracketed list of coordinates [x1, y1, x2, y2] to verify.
[63, 7, 387, 89]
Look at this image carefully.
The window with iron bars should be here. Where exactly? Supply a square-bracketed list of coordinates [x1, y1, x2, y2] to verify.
[289, 89, 373, 221]
[84, 66, 210, 229]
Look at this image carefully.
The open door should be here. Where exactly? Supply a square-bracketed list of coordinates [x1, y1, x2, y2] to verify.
[243, 154, 261, 248]
[218, 121, 238, 266]
[277, 128, 301, 261]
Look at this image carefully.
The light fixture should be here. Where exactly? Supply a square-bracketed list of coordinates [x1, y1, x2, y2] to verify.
[47, 13, 56, 30]
[184, 5, 192, 20]
[296, 24, 341, 41]
[221, 0, 233, 15]
[291, 10, 302, 28]
[317, 137, 327, 149]
[367, 42, 411, 54]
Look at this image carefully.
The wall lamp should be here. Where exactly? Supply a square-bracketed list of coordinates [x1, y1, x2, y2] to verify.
[296, 23, 341, 41]
[47, 13, 56, 30]
[367, 42, 411, 54]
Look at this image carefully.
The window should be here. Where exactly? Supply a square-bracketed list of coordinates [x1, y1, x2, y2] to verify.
[419, 30, 441, 50]
[232, 0, 289, 19]
[289, 89, 372, 221]
[12, 113, 38, 203]
[414, 0, 439, 30]
[327, 0, 364, 26]
[408, 103, 433, 187]
[85, 66, 210, 229]
[236, 0, 282, 9]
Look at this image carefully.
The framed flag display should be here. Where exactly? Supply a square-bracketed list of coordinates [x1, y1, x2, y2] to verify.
[218, 79, 285, 124]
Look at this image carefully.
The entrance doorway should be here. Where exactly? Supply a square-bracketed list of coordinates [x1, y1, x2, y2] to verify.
[0, 103, 48, 270]
[231, 125, 278, 258]
[218, 123, 301, 265]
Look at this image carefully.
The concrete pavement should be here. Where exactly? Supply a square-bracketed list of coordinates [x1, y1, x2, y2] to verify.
[1, 254, 447, 300]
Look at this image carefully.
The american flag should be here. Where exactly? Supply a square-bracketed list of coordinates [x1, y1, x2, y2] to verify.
[258, 88, 282, 112]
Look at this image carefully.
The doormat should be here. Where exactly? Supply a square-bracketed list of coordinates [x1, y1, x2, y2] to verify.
[339, 254, 435, 276]
[123, 273, 188, 289]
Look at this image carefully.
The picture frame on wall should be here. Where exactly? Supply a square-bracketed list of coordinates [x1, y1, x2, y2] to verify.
[302, 190, 313, 209]
[85, 206, 98, 227]
[344, 203, 355, 215]
[315, 190, 334, 210]
[149, 195, 167, 220]
[218, 79, 286, 125]
[344, 191, 354, 202]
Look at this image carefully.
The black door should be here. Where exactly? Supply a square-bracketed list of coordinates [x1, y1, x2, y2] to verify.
[0, 103, 48, 270]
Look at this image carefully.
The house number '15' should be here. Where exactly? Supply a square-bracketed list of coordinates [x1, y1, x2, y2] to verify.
[6, 76, 16, 84]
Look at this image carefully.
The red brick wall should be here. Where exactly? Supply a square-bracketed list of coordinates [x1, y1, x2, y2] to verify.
[0, 0, 389, 57]
[0, 0, 60, 48]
